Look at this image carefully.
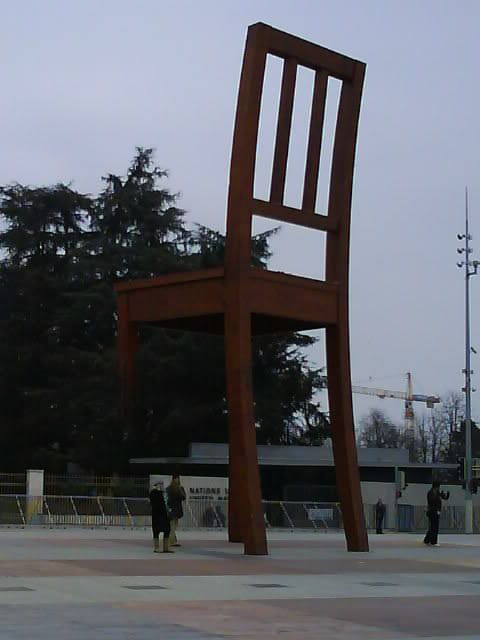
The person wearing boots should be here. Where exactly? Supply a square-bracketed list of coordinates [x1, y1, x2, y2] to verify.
[423, 480, 449, 546]
[149, 481, 173, 553]
[167, 473, 186, 548]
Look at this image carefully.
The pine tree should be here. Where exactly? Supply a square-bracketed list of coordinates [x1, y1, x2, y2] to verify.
[67, 148, 190, 470]
[0, 148, 330, 472]
[0, 184, 90, 469]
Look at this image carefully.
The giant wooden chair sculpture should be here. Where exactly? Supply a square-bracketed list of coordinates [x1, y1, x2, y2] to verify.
[115, 23, 369, 555]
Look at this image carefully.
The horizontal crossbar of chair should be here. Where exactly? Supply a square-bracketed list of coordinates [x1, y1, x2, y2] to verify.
[254, 23, 359, 80]
[252, 199, 337, 232]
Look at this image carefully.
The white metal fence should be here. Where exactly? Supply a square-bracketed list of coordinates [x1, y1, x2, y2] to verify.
[412, 505, 480, 532]
[1, 495, 479, 532]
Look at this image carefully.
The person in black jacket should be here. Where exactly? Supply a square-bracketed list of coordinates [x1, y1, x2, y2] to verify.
[423, 481, 449, 546]
[375, 498, 386, 534]
[166, 473, 186, 547]
[149, 482, 173, 553]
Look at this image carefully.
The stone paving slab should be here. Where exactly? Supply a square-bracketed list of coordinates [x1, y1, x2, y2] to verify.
[0, 604, 223, 640]
[1, 572, 479, 604]
[280, 595, 480, 636]
[3, 555, 480, 577]
[0, 529, 479, 639]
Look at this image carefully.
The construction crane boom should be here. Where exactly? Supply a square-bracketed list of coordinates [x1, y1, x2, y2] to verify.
[320, 372, 441, 438]
[351, 384, 440, 407]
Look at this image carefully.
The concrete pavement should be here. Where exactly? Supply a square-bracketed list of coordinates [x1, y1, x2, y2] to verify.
[0, 527, 479, 638]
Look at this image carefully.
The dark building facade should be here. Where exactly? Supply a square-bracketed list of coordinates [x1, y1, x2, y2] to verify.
[131, 443, 457, 501]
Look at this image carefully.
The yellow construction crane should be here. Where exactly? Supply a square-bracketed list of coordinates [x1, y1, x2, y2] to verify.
[351, 372, 440, 435]
[321, 372, 441, 435]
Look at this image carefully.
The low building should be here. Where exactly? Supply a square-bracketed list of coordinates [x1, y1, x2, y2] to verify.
[131, 442, 457, 502]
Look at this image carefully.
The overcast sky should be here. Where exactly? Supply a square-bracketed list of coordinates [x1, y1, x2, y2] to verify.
[1, 1, 479, 427]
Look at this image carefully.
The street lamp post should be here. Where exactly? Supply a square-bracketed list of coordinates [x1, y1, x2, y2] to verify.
[457, 187, 478, 534]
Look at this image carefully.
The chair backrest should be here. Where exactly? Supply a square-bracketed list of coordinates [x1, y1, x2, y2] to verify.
[224, 23, 365, 281]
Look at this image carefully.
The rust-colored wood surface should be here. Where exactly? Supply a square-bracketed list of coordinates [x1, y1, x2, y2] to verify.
[114, 22, 369, 554]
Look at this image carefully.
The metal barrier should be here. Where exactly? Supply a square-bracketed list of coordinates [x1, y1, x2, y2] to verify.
[263, 501, 343, 531]
[0, 473, 26, 495]
[44, 475, 149, 497]
[0, 495, 25, 526]
[38, 496, 153, 527]
[186, 499, 228, 528]
[0, 496, 152, 527]
[0, 496, 479, 532]
[413, 505, 467, 532]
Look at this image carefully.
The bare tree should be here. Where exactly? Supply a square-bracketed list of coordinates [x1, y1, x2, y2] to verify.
[358, 409, 402, 448]
[359, 394, 467, 462]
[429, 410, 449, 463]
[417, 416, 429, 463]
[414, 411, 449, 463]
[437, 392, 465, 462]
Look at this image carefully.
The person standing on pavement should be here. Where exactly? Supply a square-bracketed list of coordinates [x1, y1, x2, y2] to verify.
[375, 498, 386, 534]
[167, 473, 186, 547]
[423, 480, 449, 546]
[149, 481, 173, 553]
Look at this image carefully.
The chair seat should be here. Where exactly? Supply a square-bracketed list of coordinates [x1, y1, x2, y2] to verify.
[114, 267, 338, 335]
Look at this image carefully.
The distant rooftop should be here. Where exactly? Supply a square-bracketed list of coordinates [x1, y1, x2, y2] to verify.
[130, 442, 456, 468]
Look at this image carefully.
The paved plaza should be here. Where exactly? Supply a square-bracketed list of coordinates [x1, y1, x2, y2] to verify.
[0, 527, 479, 639]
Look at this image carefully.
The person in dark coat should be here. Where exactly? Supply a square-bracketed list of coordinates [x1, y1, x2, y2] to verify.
[166, 473, 186, 547]
[149, 481, 172, 553]
[375, 498, 386, 534]
[424, 481, 449, 546]
[202, 503, 216, 528]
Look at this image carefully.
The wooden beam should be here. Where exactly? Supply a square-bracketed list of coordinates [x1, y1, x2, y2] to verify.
[252, 198, 336, 232]
[270, 58, 297, 204]
[302, 70, 328, 213]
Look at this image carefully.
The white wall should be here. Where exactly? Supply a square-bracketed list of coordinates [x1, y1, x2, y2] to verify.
[150, 475, 229, 500]
[397, 483, 480, 507]
[148, 474, 479, 530]
[360, 482, 396, 528]
[26, 470, 44, 496]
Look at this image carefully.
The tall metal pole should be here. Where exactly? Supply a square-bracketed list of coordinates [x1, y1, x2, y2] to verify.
[464, 187, 473, 534]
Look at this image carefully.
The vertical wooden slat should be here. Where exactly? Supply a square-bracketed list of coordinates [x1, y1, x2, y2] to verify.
[225, 24, 268, 281]
[326, 62, 368, 552]
[326, 65, 364, 230]
[302, 70, 328, 213]
[270, 58, 297, 203]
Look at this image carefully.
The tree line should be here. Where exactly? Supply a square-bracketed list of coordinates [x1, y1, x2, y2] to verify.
[0, 148, 330, 473]
[358, 392, 480, 463]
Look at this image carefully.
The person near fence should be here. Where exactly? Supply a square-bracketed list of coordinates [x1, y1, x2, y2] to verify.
[203, 502, 217, 527]
[216, 504, 226, 527]
[167, 473, 186, 547]
[202, 499, 224, 528]
[149, 481, 173, 553]
[423, 481, 449, 546]
[375, 498, 386, 534]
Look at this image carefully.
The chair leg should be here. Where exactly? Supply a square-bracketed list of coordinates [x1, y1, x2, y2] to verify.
[326, 324, 369, 552]
[225, 309, 267, 555]
[117, 295, 138, 415]
[228, 433, 244, 543]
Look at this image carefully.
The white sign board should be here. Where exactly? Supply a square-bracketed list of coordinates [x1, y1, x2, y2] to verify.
[150, 475, 229, 500]
[307, 508, 334, 521]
